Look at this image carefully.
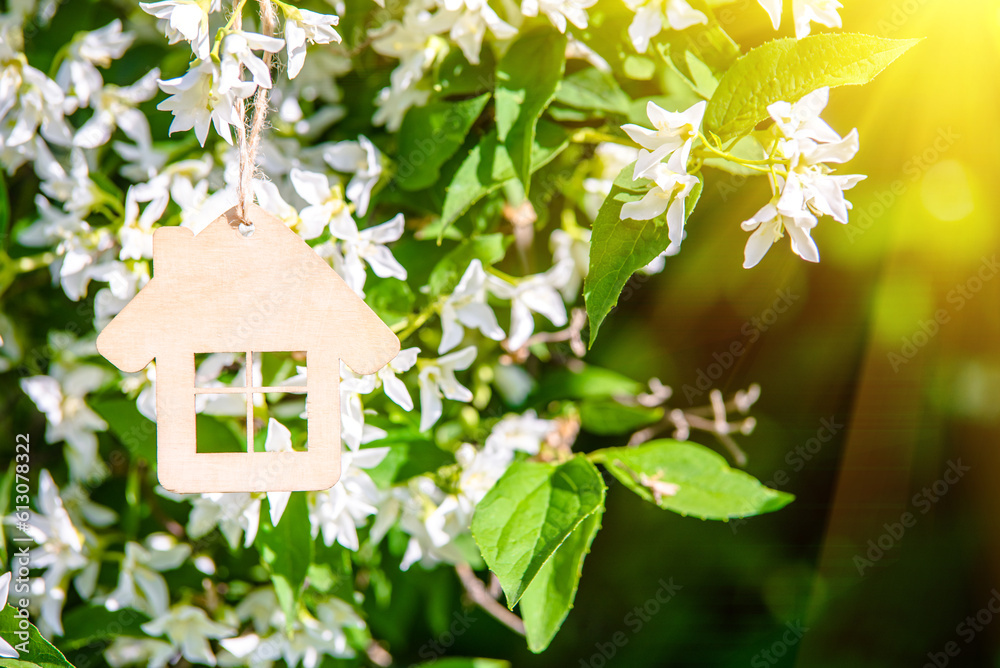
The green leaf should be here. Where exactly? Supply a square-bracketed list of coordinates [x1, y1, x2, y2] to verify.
[519, 506, 602, 653]
[57, 606, 150, 650]
[196, 414, 244, 453]
[471, 456, 605, 609]
[427, 234, 509, 297]
[91, 398, 156, 461]
[396, 93, 491, 191]
[584, 165, 702, 346]
[495, 27, 567, 194]
[413, 660, 510, 668]
[439, 121, 568, 233]
[257, 492, 314, 626]
[579, 399, 664, 435]
[365, 436, 455, 487]
[434, 45, 497, 97]
[552, 68, 630, 115]
[546, 105, 595, 123]
[655, 0, 740, 76]
[0, 603, 74, 668]
[704, 34, 919, 142]
[622, 54, 656, 80]
[365, 279, 415, 329]
[591, 440, 794, 520]
[532, 364, 643, 405]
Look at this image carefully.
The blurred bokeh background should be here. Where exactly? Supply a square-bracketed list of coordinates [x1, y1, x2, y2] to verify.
[458, 1, 1000, 665]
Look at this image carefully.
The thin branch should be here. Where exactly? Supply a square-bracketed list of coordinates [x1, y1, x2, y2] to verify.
[455, 563, 525, 636]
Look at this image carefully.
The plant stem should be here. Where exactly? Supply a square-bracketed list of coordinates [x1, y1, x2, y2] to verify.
[454, 563, 525, 636]
[393, 298, 445, 342]
[570, 129, 634, 146]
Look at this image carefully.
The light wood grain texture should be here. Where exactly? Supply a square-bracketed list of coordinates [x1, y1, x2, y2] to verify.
[96, 205, 400, 494]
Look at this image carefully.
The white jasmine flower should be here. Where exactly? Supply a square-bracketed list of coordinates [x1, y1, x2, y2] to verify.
[105, 269, 150, 322]
[780, 152, 864, 225]
[290, 167, 353, 240]
[622, 99, 706, 180]
[377, 347, 419, 411]
[456, 443, 511, 504]
[391, 480, 465, 570]
[156, 60, 255, 146]
[372, 69, 432, 132]
[18, 471, 92, 635]
[261, 418, 301, 526]
[105, 533, 191, 616]
[439, 0, 517, 65]
[283, 7, 342, 79]
[370, 7, 452, 71]
[308, 447, 388, 551]
[252, 180, 301, 234]
[624, 0, 707, 54]
[394, 444, 511, 569]
[225, 590, 365, 668]
[141, 604, 236, 667]
[187, 493, 262, 549]
[233, 587, 283, 635]
[219, 30, 285, 94]
[74, 69, 160, 149]
[34, 144, 94, 216]
[767, 87, 842, 146]
[118, 186, 164, 261]
[338, 365, 382, 451]
[640, 250, 673, 275]
[757, 0, 842, 39]
[113, 139, 169, 182]
[549, 228, 590, 299]
[322, 136, 382, 216]
[291, 599, 364, 663]
[620, 145, 699, 256]
[485, 409, 554, 456]
[329, 213, 407, 297]
[20, 364, 109, 481]
[0, 572, 18, 658]
[439, 259, 505, 354]
[740, 194, 819, 269]
[106, 637, 176, 668]
[56, 19, 134, 109]
[2, 63, 74, 147]
[488, 261, 575, 351]
[54, 238, 124, 303]
[140, 0, 222, 59]
[418, 346, 477, 431]
[369, 8, 448, 130]
[521, 0, 596, 32]
[19, 196, 88, 248]
[742, 88, 865, 267]
[583, 142, 640, 219]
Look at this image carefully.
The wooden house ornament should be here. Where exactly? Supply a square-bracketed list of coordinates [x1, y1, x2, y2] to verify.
[96, 205, 401, 494]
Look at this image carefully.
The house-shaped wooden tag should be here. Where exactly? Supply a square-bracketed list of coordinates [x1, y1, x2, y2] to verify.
[96, 205, 400, 494]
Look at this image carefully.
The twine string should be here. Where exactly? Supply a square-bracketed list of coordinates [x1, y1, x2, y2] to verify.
[232, 0, 277, 229]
